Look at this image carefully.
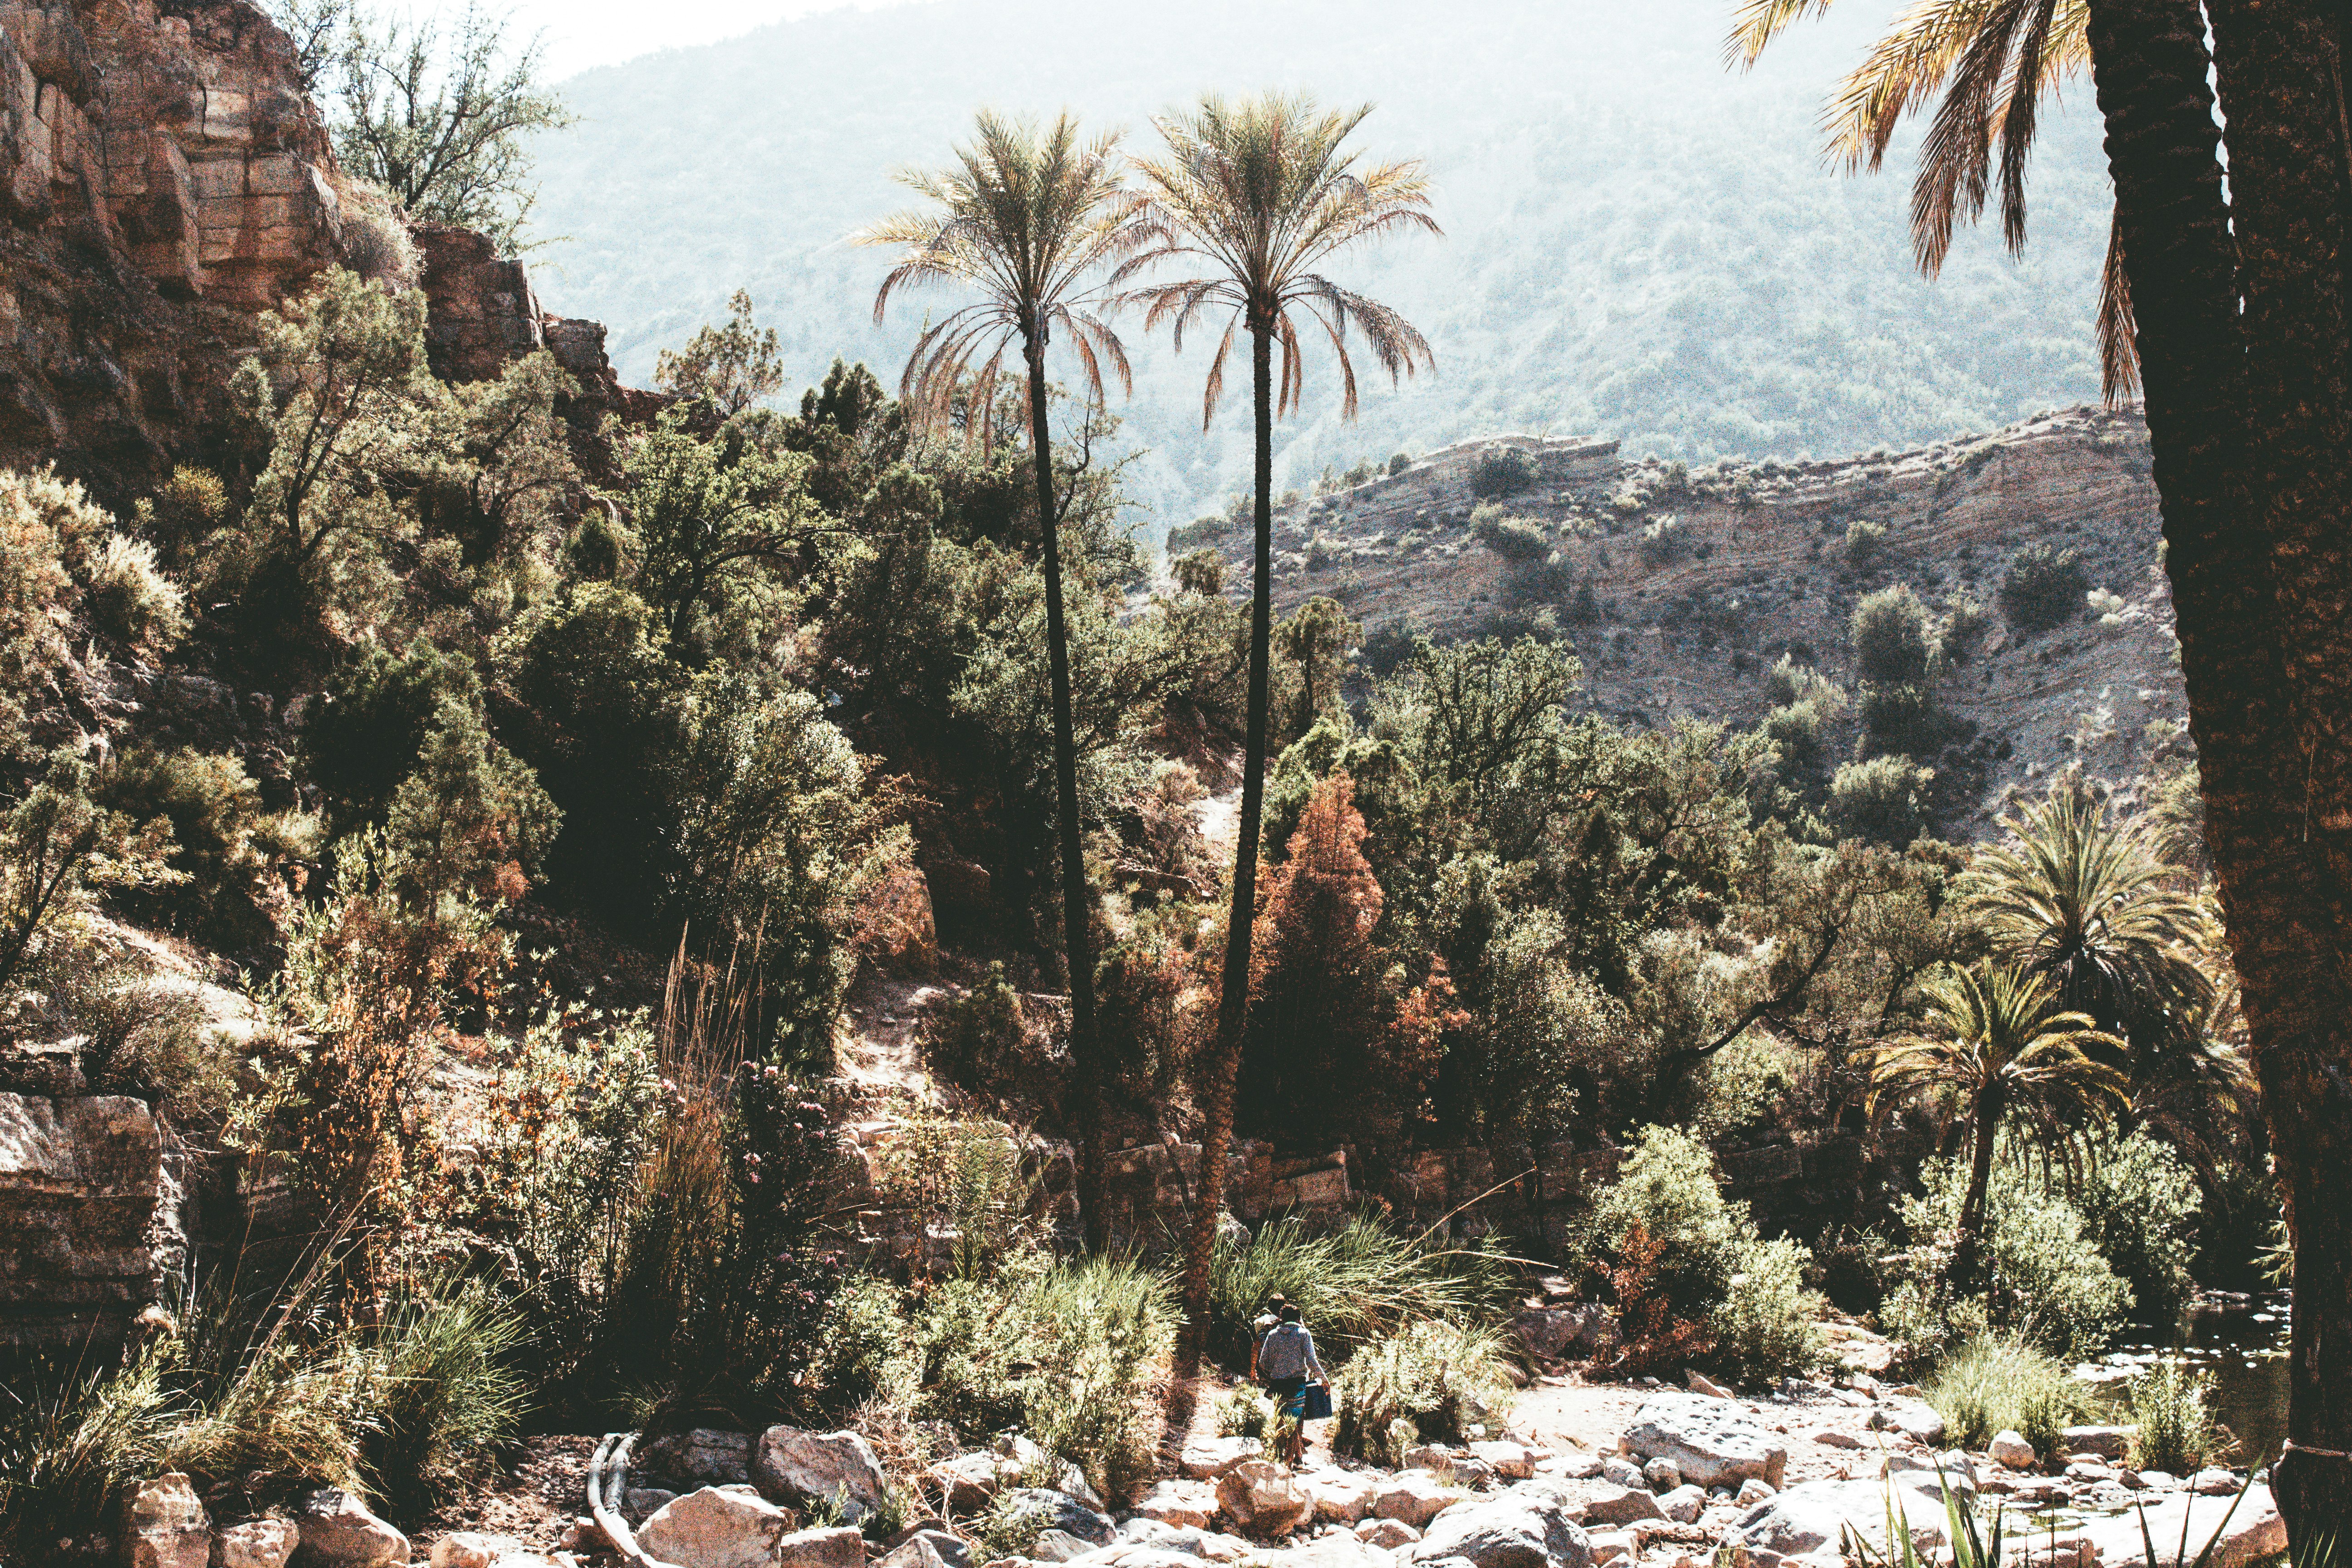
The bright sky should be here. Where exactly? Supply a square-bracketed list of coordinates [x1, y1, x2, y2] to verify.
[504, 0, 913, 79]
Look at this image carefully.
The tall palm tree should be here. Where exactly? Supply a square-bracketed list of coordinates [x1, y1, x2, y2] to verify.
[1735, 0, 2352, 1527]
[1965, 782, 2215, 1064]
[1112, 93, 1437, 1360]
[1861, 963, 2127, 1285]
[859, 111, 1133, 1249]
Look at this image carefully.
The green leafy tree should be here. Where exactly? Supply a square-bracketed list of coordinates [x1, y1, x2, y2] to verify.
[860, 110, 1136, 1247]
[656, 289, 786, 416]
[328, 1, 573, 250]
[1859, 962, 2127, 1287]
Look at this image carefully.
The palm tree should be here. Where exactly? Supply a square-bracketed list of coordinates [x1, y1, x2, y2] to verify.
[1965, 782, 2215, 1064]
[859, 111, 1133, 1249]
[1861, 963, 2127, 1286]
[1112, 93, 1437, 1360]
[1735, 0, 2352, 1526]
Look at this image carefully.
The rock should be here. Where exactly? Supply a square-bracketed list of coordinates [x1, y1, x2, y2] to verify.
[1586, 1532, 1633, 1567]
[643, 1430, 755, 1486]
[2076, 1483, 2283, 1568]
[122, 1475, 209, 1568]
[1373, 1474, 1459, 1528]
[2190, 1468, 2242, 1496]
[1578, 1486, 1664, 1528]
[1406, 1445, 1463, 1473]
[431, 1535, 515, 1568]
[932, 1452, 1009, 1512]
[1623, 1396, 1789, 1490]
[2058, 1426, 2134, 1462]
[777, 1526, 870, 1568]
[2066, 1460, 2114, 1483]
[1285, 1535, 1393, 1568]
[2138, 1470, 2180, 1492]
[996, 1436, 1105, 1511]
[1598, 1458, 1644, 1489]
[1730, 1477, 1951, 1561]
[1358, 1519, 1422, 1548]
[1509, 1306, 1617, 1359]
[624, 1488, 680, 1521]
[754, 1427, 891, 1522]
[294, 1490, 408, 1568]
[638, 1487, 795, 1568]
[1735, 1480, 1775, 1508]
[1866, 1398, 1946, 1447]
[1216, 1460, 1313, 1537]
[1309, 1471, 1380, 1524]
[1990, 1431, 2037, 1470]
[1808, 1430, 1862, 1450]
[1655, 1485, 1705, 1525]
[1641, 1458, 1681, 1494]
[1032, 1531, 1097, 1563]
[1180, 1438, 1265, 1480]
[217, 1520, 300, 1568]
[1132, 1480, 1220, 1529]
[1408, 1486, 1594, 1568]
[998, 1490, 1116, 1547]
[1469, 1443, 1535, 1481]
[1684, 1370, 1733, 1400]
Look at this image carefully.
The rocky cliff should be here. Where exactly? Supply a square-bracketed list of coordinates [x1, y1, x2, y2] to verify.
[1186, 404, 2181, 833]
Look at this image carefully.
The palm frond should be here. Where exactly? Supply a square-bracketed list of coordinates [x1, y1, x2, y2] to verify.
[1726, 0, 1842, 69]
[2099, 214, 2142, 404]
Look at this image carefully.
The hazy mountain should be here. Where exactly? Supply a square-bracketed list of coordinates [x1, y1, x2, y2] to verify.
[525, 0, 2116, 537]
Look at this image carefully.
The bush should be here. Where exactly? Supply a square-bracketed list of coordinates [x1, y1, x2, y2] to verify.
[924, 964, 1027, 1093]
[1016, 1256, 1174, 1504]
[1712, 1235, 1826, 1385]
[1331, 1319, 1511, 1465]
[2001, 544, 2091, 633]
[1830, 755, 1933, 845]
[1474, 511, 1550, 563]
[1388, 452, 1412, 476]
[78, 533, 188, 655]
[1888, 1154, 2133, 1358]
[1851, 584, 1935, 686]
[809, 1275, 905, 1411]
[93, 747, 275, 948]
[1470, 449, 1538, 499]
[1637, 514, 1686, 566]
[2127, 1360, 2220, 1474]
[2075, 1132, 2202, 1321]
[1215, 1384, 1273, 1439]
[1843, 519, 1887, 568]
[1923, 1333, 2088, 1463]
[1207, 1215, 1506, 1372]
[360, 1273, 530, 1514]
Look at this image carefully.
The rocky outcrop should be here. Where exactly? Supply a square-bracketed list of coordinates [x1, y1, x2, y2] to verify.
[0, 1091, 182, 1351]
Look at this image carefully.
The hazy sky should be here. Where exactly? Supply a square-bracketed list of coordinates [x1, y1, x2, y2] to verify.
[508, 0, 907, 78]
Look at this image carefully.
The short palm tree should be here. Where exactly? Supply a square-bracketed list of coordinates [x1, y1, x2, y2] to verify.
[1112, 93, 1437, 1358]
[858, 110, 1132, 1247]
[1965, 782, 2216, 1069]
[1861, 962, 2127, 1284]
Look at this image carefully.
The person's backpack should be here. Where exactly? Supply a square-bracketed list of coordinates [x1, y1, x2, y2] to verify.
[1258, 1323, 1310, 1380]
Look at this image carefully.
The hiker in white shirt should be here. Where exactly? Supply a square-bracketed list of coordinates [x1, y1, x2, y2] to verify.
[1254, 1303, 1328, 1465]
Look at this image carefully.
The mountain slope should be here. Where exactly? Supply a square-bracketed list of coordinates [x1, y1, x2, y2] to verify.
[524, 0, 2118, 529]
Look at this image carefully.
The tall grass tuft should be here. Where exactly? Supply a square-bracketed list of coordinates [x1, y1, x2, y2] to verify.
[1923, 1333, 2087, 1464]
[0, 1344, 175, 1554]
[2127, 1359, 2220, 1475]
[1206, 1215, 1507, 1370]
[1330, 1318, 1510, 1467]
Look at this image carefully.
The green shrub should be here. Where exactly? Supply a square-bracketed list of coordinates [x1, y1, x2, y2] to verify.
[1923, 1333, 2087, 1463]
[359, 1274, 529, 1512]
[80, 533, 189, 654]
[2001, 544, 2090, 633]
[1844, 519, 1887, 568]
[2127, 1359, 2220, 1474]
[1388, 452, 1412, 476]
[1331, 1319, 1510, 1465]
[1215, 1384, 1272, 1439]
[2076, 1132, 2201, 1321]
[1638, 514, 1686, 565]
[1713, 1235, 1826, 1384]
[93, 747, 274, 948]
[1857, 681, 1944, 756]
[1017, 1256, 1174, 1504]
[1830, 755, 1932, 845]
[1891, 1155, 2133, 1358]
[0, 1343, 175, 1556]
[1474, 512, 1550, 563]
[1851, 584, 1935, 686]
[1470, 449, 1538, 499]
[1207, 1215, 1507, 1372]
[810, 1275, 906, 1411]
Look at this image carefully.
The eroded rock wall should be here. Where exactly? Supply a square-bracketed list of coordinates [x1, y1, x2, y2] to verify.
[0, 1091, 184, 1351]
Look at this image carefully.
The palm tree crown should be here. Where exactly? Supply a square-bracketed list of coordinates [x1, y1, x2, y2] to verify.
[1864, 962, 2128, 1138]
[1112, 92, 1439, 426]
[858, 110, 1134, 446]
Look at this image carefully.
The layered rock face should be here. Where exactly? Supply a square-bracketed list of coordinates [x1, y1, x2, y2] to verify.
[0, 0, 347, 495]
[0, 1091, 185, 1351]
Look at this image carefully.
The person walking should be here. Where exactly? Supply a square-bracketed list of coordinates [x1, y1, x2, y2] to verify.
[1254, 1302, 1328, 1466]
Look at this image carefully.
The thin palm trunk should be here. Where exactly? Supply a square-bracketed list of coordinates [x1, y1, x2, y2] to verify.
[1179, 318, 1276, 1365]
[1954, 1082, 2004, 1289]
[1025, 334, 1106, 1253]
[2087, 0, 2352, 1525]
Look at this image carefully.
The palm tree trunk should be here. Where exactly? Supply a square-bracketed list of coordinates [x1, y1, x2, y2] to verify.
[2087, 0, 2352, 1525]
[1179, 317, 1277, 1366]
[2200, 0, 2352, 1525]
[1025, 338, 1105, 1253]
[1953, 1082, 2004, 1289]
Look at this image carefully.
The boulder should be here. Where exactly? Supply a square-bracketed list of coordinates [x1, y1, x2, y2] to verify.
[1597, 1458, 1643, 1490]
[1308, 1470, 1380, 1524]
[1989, 1431, 2037, 1470]
[1684, 1370, 1733, 1400]
[1509, 1306, 1617, 1359]
[1623, 1395, 1788, 1490]
[1808, 1430, 1863, 1451]
[1216, 1460, 1313, 1537]
[1358, 1519, 1422, 1548]
[754, 1426, 891, 1522]
[776, 1525, 869, 1568]
[217, 1520, 300, 1568]
[1285, 1535, 1393, 1568]
[1032, 1530, 1098, 1563]
[1730, 1474, 1961, 1561]
[2077, 1483, 2283, 1568]
[1408, 1487, 1594, 1568]
[997, 1490, 1116, 1547]
[1641, 1458, 1681, 1494]
[643, 1429, 755, 1486]
[124, 1475, 210, 1568]
[638, 1487, 795, 1568]
[293, 1490, 407, 1568]
[1131, 1480, 1219, 1530]
[879, 1528, 975, 1568]
[1373, 1473, 1459, 1528]
[1656, 1485, 1705, 1525]
[625, 1488, 681, 1521]
[1576, 1487, 1663, 1528]
[1585, 1532, 1633, 1567]
[1179, 1438, 1264, 1480]
[1469, 1443, 1535, 1481]
[1866, 1398, 1947, 1447]
[931, 1452, 1008, 1512]
[430, 1535, 514, 1568]
[2059, 1426, 2135, 1463]
[997, 1436, 1105, 1511]
[1735, 1480, 1775, 1508]
[2190, 1469, 2243, 1497]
